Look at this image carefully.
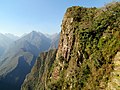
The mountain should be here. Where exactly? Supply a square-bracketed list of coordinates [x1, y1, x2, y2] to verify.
[5, 33, 19, 41]
[0, 31, 59, 90]
[21, 2, 120, 90]
[0, 33, 15, 57]
[49, 33, 60, 49]
[21, 49, 57, 90]
[45, 33, 60, 49]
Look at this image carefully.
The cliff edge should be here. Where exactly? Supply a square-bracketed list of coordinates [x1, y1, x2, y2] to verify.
[21, 2, 120, 90]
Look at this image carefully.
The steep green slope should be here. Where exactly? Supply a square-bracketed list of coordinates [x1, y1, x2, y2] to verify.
[21, 2, 120, 90]
[21, 49, 57, 90]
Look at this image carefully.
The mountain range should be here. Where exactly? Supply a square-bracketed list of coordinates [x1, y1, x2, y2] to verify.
[0, 2, 119, 90]
[0, 31, 60, 90]
[0, 33, 19, 57]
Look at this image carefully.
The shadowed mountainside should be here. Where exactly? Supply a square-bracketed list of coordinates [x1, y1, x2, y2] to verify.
[0, 31, 59, 90]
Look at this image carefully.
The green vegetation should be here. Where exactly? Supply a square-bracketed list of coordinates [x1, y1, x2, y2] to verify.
[21, 49, 57, 90]
[46, 2, 120, 90]
[21, 2, 120, 90]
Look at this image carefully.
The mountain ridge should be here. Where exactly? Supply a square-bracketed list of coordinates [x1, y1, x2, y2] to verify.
[0, 31, 60, 90]
[21, 2, 120, 90]
[0, 33, 17, 57]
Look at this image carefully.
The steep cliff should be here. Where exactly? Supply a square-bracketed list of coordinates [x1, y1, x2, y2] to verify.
[22, 2, 120, 90]
[21, 49, 57, 90]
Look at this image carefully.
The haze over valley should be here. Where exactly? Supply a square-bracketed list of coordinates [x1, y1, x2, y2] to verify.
[0, 0, 120, 90]
[0, 31, 59, 90]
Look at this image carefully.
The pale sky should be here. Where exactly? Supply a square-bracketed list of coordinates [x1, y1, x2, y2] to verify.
[0, 0, 119, 36]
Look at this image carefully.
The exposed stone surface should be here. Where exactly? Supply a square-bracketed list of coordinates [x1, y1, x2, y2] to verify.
[21, 2, 120, 90]
[107, 52, 120, 90]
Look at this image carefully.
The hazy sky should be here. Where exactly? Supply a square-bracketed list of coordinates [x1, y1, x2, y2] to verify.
[0, 0, 119, 36]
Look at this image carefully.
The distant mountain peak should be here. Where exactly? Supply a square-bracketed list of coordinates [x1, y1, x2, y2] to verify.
[0, 30, 60, 90]
[29, 31, 44, 37]
[31, 30, 38, 34]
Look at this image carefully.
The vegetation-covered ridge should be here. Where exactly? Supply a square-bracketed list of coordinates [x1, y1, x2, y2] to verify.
[21, 2, 120, 90]
[21, 49, 57, 90]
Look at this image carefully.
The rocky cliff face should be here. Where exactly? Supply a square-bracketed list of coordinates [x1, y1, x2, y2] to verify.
[21, 2, 120, 90]
[21, 49, 57, 90]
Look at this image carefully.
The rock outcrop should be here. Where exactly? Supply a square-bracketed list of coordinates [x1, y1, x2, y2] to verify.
[21, 2, 120, 90]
